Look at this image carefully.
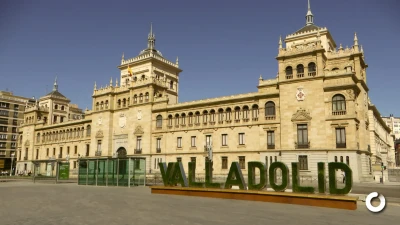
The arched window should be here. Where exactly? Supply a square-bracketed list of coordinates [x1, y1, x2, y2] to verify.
[170, 81, 174, 89]
[210, 109, 215, 122]
[195, 111, 200, 124]
[234, 107, 240, 120]
[203, 110, 208, 123]
[133, 95, 137, 103]
[346, 156, 350, 165]
[55, 104, 58, 110]
[105, 100, 109, 109]
[217, 108, 224, 122]
[225, 108, 232, 121]
[181, 113, 186, 125]
[252, 104, 259, 120]
[242, 106, 249, 119]
[86, 125, 91, 137]
[334, 156, 338, 162]
[117, 99, 121, 108]
[145, 92, 149, 102]
[36, 133, 40, 142]
[175, 114, 180, 126]
[308, 62, 316, 76]
[168, 115, 173, 126]
[61, 106, 65, 110]
[100, 101, 104, 109]
[296, 64, 304, 77]
[332, 94, 346, 112]
[139, 94, 143, 102]
[188, 112, 193, 125]
[156, 115, 162, 128]
[285, 66, 293, 79]
[123, 98, 126, 107]
[265, 101, 276, 117]
[340, 156, 343, 163]
[96, 102, 99, 110]
[133, 76, 137, 82]
[141, 75, 145, 80]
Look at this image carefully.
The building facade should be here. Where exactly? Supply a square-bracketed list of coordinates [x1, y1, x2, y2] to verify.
[16, 3, 393, 182]
[0, 91, 35, 173]
[382, 115, 400, 167]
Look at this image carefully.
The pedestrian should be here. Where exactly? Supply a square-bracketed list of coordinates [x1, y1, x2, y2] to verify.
[342, 170, 346, 183]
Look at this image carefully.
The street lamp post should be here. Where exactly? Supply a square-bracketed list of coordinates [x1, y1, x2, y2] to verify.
[10, 153, 15, 176]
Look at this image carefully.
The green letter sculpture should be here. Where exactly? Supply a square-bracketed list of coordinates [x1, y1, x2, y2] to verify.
[188, 162, 204, 188]
[328, 162, 352, 195]
[205, 160, 221, 188]
[159, 162, 175, 186]
[247, 162, 267, 190]
[224, 162, 247, 190]
[291, 162, 314, 193]
[317, 162, 326, 194]
[171, 161, 188, 187]
[269, 162, 289, 192]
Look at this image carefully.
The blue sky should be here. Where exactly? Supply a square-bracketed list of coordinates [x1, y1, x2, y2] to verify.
[1, 0, 399, 116]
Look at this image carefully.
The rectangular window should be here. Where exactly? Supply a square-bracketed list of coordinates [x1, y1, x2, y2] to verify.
[75, 146, 78, 154]
[177, 157, 182, 163]
[191, 136, 196, 147]
[190, 157, 196, 164]
[238, 133, 245, 145]
[36, 149, 39, 160]
[135, 160, 140, 169]
[53, 148, 56, 156]
[297, 124, 308, 148]
[97, 140, 102, 152]
[222, 156, 228, 169]
[239, 156, 245, 169]
[177, 137, 182, 148]
[73, 161, 77, 169]
[136, 136, 142, 149]
[67, 146, 70, 155]
[46, 148, 49, 156]
[267, 131, 275, 149]
[298, 155, 308, 170]
[156, 138, 161, 152]
[336, 128, 346, 148]
[86, 144, 89, 156]
[221, 134, 227, 146]
[346, 156, 350, 166]
[274, 156, 277, 162]
[205, 135, 212, 146]
[59, 147, 63, 158]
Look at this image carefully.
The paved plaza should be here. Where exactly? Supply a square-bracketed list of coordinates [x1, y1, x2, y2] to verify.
[0, 181, 399, 225]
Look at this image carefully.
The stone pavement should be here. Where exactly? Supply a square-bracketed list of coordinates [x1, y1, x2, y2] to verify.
[0, 182, 399, 225]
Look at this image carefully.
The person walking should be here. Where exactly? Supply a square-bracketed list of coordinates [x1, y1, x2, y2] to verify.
[342, 170, 346, 183]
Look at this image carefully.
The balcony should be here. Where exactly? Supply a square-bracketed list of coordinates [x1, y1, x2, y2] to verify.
[332, 110, 346, 116]
[265, 116, 276, 120]
[134, 148, 142, 154]
[95, 151, 102, 156]
[336, 143, 346, 148]
[296, 73, 304, 78]
[267, 145, 275, 150]
[156, 148, 161, 153]
[295, 142, 310, 149]
[286, 74, 293, 79]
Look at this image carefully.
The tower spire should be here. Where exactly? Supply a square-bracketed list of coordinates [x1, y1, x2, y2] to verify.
[147, 22, 155, 50]
[53, 76, 58, 91]
[306, 0, 314, 26]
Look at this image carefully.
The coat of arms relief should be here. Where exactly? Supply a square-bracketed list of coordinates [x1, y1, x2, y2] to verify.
[296, 88, 306, 101]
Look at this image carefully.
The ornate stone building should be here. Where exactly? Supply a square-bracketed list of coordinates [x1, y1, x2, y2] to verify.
[16, 3, 393, 182]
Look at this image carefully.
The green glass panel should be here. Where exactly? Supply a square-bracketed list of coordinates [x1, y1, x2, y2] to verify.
[78, 160, 87, 185]
[97, 160, 107, 186]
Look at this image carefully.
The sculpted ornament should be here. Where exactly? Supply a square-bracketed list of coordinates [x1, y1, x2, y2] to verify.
[137, 110, 142, 120]
[97, 117, 102, 125]
[119, 114, 126, 128]
[296, 88, 306, 101]
[134, 126, 144, 135]
[291, 108, 312, 122]
[95, 130, 104, 138]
